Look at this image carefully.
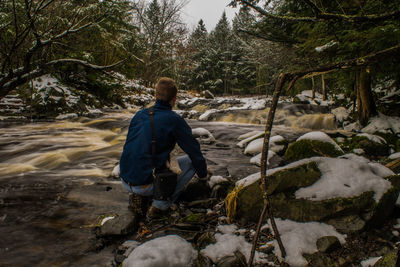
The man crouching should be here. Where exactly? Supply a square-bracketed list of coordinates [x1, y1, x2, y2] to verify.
[119, 77, 208, 220]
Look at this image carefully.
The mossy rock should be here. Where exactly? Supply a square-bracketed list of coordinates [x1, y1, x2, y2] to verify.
[385, 175, 400, 191]
[373, 250, 398, 267]
[227, 160, 397, 233]
[374, 132, 400, 148]
[342, 136, 389, 158]
[284, 139, 343, 162]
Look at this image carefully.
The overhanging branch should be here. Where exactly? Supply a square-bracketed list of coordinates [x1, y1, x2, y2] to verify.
[239, 0, 400, 23]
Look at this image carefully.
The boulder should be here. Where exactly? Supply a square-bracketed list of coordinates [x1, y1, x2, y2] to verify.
[284, 139, 343, 162]
[225, 158, 398, 233]
[342, 135, 389, 158]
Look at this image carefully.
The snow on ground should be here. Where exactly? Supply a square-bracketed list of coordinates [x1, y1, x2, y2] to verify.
[362, 113, 400, 134]
[238, 131, 264, 141]
[55, 113, 78, 120]
[192, 127, 215, 143]
[198, 97, 267, 121]
[237, 132, 264, 148]
[244, 135, 286, 155]
[295, 90, 334, 106]
[297, 131, 343, 152]
[208, 175, 228, 188]
[357, 133, 387, 144]
[123, 235, 197, 267]
[201, 224, 271, 264]
[263, 219, 346, 267]
[111, 164, 120, 177]
[199, 109, 218, 121]
[331, 107, 350, 123]
[389, 152, 400, 160]
[236, 155, 393, 202]
[100, 216, 115, 226]
[295, 156, 393, 202]
[250, 150, 276, 167]
[360, 256, 382, 267]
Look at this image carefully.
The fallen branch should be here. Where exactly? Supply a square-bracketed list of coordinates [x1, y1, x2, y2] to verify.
[248, 73, 288, 267]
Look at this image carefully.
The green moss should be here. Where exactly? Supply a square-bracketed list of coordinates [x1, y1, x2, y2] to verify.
[342, 136, 389, 157]
[284, 139, 343, 162]
[179, 213, 203, 223]
[373, 250, 397, 267]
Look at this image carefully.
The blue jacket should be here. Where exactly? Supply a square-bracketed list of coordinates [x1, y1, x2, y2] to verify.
[120, 100, 207, 185]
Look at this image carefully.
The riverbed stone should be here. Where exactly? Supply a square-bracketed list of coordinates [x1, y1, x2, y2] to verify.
[342, 135, 389, 158]
[284, 139, 343, 162]
[216, 251, 246, 267]
[96, 212, 137, 237]
[304, 252, 340, 267]
[316, 236, 342, 253]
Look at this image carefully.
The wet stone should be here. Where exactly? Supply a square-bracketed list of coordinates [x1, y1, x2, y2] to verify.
[96, 212, 137, 237]
[216, 250, 247, 267]
[316, 236, 342, 253]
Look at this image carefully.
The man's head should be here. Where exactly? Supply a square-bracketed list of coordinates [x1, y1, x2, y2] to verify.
[155, 77, 177, 105]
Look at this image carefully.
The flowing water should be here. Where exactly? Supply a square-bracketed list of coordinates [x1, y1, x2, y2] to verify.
[0, 105, 338, 266]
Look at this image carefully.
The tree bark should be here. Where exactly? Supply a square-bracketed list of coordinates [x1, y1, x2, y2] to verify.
[321, 74, 327, 101]
[311, 76, 316, 100]
[357, 66, 377, 126]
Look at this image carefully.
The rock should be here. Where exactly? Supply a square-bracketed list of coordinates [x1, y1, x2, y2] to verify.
[96, 212, 137, 237]
[373, 250, 398, 267]
[284, 139, 343, 162]
[316, 236, 342, 253]
[326, 214, 366, 234]
[342, 135, 389, 158]
[202, 90, 215, 99]
[193, 253, 213, 267]
[211, 181, 235, 199]
[114, 240, 141, 265]
[197, 232, 216, 249]
[226, 159, 398, 233]
[304, 252, 340, 267]
[179, 177, 211, 202]
[216, 251, 246, 267]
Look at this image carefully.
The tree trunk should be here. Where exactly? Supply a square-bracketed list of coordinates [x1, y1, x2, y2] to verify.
[311, 76, 316, 100]
[321, 74, 327, 101]
[357, 66, 377, 126]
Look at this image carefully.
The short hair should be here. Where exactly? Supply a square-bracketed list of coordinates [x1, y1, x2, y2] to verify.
[155, 77, 177, 102]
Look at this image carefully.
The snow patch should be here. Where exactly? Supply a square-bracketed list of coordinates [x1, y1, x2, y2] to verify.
[297, 131, 343, 152]
[389, 152, 400, 160]
[201, 224, 270, 264]
[357, 133, 386, 144]
[208, 176, 228, 188]
[362, 113, 400, 134]
[250, 150, 276, 167]
[123, 235, 197, 267]
[295, 157, 393, 202]
[360, 256, 382, 267]
[264, 218, 346, 267]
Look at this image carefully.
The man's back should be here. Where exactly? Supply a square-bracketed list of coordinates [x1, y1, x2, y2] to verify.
[120, 100, 207, 185]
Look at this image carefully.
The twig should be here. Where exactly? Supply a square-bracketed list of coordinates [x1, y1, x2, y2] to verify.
[247, 73, 288, 267]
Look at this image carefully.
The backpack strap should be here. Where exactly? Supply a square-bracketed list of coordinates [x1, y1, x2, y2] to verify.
[148, 106, 156, 169]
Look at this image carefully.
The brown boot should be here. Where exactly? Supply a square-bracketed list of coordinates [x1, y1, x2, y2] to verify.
[146, 206, 169, 220]
[128, 193, 147, 216]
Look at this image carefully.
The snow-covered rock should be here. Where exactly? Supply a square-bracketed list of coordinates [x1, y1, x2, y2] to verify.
[123, 235, 197, 267]
[297, 131, 343, 152]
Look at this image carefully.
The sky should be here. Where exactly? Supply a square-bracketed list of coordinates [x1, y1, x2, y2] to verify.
[181, 0, 239, 31]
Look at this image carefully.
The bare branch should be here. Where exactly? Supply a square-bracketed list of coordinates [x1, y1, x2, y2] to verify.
[46, 58, 126, 70]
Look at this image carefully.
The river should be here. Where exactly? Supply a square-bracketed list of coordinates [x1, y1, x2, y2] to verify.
[0, 107, 335, 266]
